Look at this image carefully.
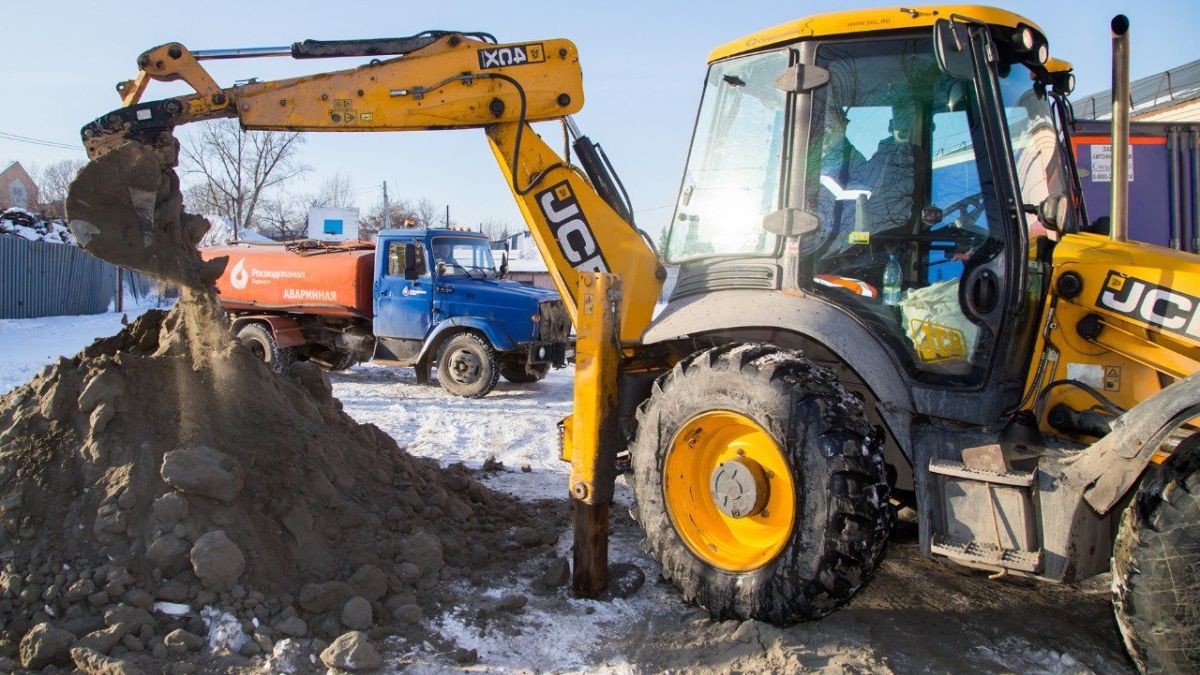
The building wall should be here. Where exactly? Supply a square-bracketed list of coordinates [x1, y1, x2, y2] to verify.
[1136, 99, 1200, 123]
[0, 163, 40, 211]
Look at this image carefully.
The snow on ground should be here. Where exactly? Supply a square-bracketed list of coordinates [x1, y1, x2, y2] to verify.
[329, 364, 575, 499]
[0, 314, 1136, 673]
[0, 308, 155, 394]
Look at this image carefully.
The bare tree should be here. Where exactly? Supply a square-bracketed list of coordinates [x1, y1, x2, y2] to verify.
[479, 220, 513, 241]
[36, 159, 86, 217]
[180, 119, 308, 236]
[307, 172, 355, 209]
[360, 198, 420, 240]
[414, 198, 441, 228]
[258, 195, 309, 241]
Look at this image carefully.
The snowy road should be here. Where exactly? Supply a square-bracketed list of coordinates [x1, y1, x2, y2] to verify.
[2, 314, 1136, 673]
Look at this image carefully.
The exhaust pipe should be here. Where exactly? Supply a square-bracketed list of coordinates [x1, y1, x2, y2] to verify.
[1110, 15, 1131, 242]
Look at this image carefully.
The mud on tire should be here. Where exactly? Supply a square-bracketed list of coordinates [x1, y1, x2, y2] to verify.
[630, 343, 893, 624]
[236, 322, 297, 374]
[1113, 434, 1200, 674]
[436, 332, 500, 398]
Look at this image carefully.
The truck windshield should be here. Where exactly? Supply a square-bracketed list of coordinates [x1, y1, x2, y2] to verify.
[430, 236, 496, 277]
[665, 49, 790, 262]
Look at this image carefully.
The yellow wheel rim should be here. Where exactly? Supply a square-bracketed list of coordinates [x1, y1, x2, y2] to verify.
[663, 410, 796, 572]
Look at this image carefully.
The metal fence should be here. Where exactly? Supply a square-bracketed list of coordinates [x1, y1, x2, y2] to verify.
[0, 236, 116, 319]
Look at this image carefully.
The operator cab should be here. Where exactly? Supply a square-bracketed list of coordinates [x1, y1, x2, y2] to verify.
[664, 6, 1081, 401]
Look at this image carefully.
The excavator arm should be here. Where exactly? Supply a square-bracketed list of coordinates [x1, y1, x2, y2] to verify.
[81, 32, 664, 595]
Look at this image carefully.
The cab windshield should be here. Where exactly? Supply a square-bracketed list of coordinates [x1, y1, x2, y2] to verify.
[665, 49, 790, 261]
[430, 236, 496, 278]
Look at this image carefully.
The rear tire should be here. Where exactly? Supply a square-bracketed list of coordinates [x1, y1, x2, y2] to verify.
[630, 343, 892, 625]
[236, 323, 296, 374]
[501, 362, 549, 383]
[436, 332, 499, 398]
[1113, 434, 1200, 674]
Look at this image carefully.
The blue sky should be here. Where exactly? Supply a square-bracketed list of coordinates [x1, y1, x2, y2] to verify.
[3, 1, 1197, 236]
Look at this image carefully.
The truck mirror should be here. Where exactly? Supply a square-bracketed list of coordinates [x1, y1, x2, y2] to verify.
[499, 251, 509, 279]
[403, 244, 420, 280]
[934, 19, 975, 81]
[435, 261, 447, 277]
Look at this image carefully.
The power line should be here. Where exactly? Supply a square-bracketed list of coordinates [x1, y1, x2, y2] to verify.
[0, 130, 84, 152]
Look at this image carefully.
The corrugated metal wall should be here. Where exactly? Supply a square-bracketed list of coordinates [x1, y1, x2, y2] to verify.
[0, 237, 115, 319]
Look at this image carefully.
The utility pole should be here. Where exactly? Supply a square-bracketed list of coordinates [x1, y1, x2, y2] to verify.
[445, 204, 450, 228]
[382, 181, 391, 230]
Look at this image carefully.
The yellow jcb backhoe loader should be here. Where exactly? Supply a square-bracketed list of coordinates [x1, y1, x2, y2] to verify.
[75, 6, 1200, 671]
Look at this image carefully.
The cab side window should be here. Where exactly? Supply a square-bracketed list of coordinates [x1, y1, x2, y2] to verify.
[386, 242, 427, 277]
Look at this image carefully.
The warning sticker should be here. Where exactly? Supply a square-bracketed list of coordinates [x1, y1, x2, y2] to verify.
[909, 319, 968, 363]
[1090, 144, 1134, 183]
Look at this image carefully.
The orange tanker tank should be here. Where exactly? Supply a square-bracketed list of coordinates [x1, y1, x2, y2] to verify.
[202, 242, 376, 318]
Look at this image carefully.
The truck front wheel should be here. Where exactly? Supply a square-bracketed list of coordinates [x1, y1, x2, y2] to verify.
[630, 343, 892, 625]
[236, 323, 297, 374]
[1112, 434, 1200, 673]
[436, 332, 499, 398]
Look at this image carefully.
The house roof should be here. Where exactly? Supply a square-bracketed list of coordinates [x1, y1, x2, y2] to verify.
[1073, 59, 1200, 120]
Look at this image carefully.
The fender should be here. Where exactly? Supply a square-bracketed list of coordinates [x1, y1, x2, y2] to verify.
[231, 314, 306, 348]
[642, 289, 916, 459]
[1063, 370, 1200, 514]
[417, 317, 518, 363]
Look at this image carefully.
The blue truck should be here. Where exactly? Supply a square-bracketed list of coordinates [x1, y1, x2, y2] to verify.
[206, 228, 571, 397]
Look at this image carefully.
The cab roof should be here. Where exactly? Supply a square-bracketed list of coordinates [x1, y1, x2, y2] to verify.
[708, 5, 1046, 63]
[377, 228, 486, 239]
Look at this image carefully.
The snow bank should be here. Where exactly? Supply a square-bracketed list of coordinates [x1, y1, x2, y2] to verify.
[0, 208, 76, 245]
[198, 214, 274, 247]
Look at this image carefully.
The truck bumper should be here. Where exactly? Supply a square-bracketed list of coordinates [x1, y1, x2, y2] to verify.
[522, 341, 571, 368]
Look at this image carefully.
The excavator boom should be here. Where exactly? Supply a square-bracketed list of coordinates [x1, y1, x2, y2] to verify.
[79, 31, 665, 597]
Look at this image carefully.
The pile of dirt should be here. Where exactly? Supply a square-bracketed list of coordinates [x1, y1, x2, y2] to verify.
[0, 137, 553, 672]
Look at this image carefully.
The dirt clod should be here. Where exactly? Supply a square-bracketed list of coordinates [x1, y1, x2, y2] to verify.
[321, 631, 382, 671]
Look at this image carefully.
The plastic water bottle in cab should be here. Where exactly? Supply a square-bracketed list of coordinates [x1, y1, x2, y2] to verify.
[882, 254, 902, 306]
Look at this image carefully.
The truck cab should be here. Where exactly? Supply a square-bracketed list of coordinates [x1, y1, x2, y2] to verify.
[371, 228, 570, 396]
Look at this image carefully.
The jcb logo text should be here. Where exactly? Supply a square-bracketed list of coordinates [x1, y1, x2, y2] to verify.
[1096, 271, 1200, 340]
[536, 181, 609, 274]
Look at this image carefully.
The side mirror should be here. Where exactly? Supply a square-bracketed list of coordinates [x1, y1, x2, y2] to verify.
[934, 19, 975, 81]
[403, 244, 420, 280]
[774, 63, 830, 93]
[499, 251, 509, 279]
[435, 261, 447, 277]
[1037, 194, 1077, 234]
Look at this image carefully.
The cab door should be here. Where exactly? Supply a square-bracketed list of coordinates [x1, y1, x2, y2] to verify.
[373, 238, 432, 340]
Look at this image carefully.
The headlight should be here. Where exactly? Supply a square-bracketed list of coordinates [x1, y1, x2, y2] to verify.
[537, 347, 547, 359]
[1012, 26, 1035, 52]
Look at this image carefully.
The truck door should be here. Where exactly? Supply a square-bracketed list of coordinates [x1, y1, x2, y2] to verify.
[373, 238, 433, 341]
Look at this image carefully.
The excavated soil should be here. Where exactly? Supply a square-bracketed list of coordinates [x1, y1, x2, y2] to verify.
[0, 137, 560, 672]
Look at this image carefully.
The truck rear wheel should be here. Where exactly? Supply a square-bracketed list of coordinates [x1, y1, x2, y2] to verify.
[236, 323, 296, 374]
[1113, 434, 1200, 673]
[436, 332, 499, 398]
[630, 343, 892, 625]
[501, 362, 549, 383]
